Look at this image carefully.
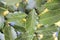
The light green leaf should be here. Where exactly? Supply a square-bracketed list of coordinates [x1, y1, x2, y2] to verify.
[25, 9, 37, 40]
[36, 25, 57, 35]
[0, 15, 4, 29]
[41, 35, 54, 40]
[39, 9, 60, 25]
[3, 25, 14, 40]
[4, 0, 21, 5]
[15, 33, 27, 40]
[7, 5, 17, 12]
[36, 25, 57, 40]
[0, 7, 8, 15]
[35, 0, 47, 7]
[6, 12, 27, 26]
[33, 36, 38, 40]
[17, 1, 26, 12]
[44, 3, 60, 10]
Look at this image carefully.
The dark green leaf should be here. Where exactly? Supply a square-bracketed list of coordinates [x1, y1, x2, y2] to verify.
[14, 25, 26, 32]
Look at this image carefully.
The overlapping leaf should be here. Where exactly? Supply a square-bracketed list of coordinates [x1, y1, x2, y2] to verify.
[0, 7, 8, 15]
[36, 25, 57, 40]
[6, 12, 27, 26]
[39, 9, 60, 25]
[0, 15, 4, 29]
[25, 9, 37, 40]
[13, 25, 26, 32]
[3, 25, 14, 40]
[44, 3, 60, 10]
[36, 25, 57, 35]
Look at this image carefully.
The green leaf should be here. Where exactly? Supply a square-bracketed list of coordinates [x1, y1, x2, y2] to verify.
[41, 35, 54, 40]
[16, 10, 37, 40]
[0, 1, 7, 8]
[35, 0, 47, 7]
[35, 0, 47, 14]
[17, 1, 26, 12]
[52, 0, 60, 3]
[0, 15, 4, 29]
[15, 33, 28, 40]
[25, 9, 37, 40]
[7, 5, 17, 12]
[6, 12, 27, 26]
[58, 28, 60, 40]
[36, 25, 57, 36]
[0, 7, 7, 15]
[36, 25, 57, 40]
[33, 36, 38, 40]
[39, 9, 60, 25]
[4, 0, 21, 5]
[13, 25, 26, 32]
[44, 3, 60, 10]
[3, 25, 14, 40]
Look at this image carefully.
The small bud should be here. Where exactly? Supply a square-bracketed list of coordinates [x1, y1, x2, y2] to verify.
[54, 37, 58, 40]
[47, 0, 52, 3]
[55, 21, 60, 27]
[37, 24, 43, 28]
[25, 0, 28, 2]
[22, 18, 26, 22]
[40, 8, 49, 16]
[38, 34, 43, 39]
[3, 10, 9, 16]
[15, 3, 19, 8]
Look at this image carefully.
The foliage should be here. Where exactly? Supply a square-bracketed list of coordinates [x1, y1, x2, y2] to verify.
[0, 0, 60, 40]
